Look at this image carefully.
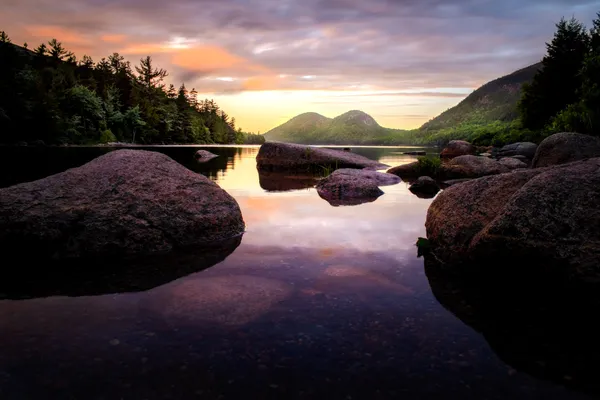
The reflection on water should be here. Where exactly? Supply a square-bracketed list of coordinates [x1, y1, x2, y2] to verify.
[0, 145, 593, 399]
[425, 258, 600, 397]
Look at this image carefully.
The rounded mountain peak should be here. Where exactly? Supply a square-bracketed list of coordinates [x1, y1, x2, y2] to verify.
[333, 110, 379, 127]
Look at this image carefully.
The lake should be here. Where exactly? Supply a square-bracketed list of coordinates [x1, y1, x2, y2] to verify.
[0, 145, 592, 399]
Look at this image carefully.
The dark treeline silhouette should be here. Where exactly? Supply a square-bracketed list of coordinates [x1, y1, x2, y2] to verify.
[519, 13, 600, 135]
[0, 31, 265, 145]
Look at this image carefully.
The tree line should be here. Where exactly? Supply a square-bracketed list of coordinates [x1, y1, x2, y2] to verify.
[519, 13, 600, 136]
[0, 31, 265, 145]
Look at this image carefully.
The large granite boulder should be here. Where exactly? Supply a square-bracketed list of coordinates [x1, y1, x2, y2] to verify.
[440, 155, 509, 179]
[497, 142, 537, 160]
[316, 168, 400, 206]
[440, 140, 475, 160]
[425, 158, 600, 282]
[256, 142, 388, 172]
[532, 132, 600, 168]
[386, 162, 420, 182]
[0, 150, 245, 261]
[409, 176, 440, 199]
[498, 157, 528, 170]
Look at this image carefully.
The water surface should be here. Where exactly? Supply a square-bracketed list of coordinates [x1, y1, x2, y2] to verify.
[0, 146, 592, 399]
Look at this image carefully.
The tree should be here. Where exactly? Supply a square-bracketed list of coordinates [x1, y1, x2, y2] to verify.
[167, 84, 177, 99]
[188, 87, 198, 109]
[0, 29, 238, 145]
[0, 31, 10, 43]
[519, 17, 590, 130]
[23, 42, 28, 49]
[34, 43, 47, 56]
[48, 39, 74, 61]
[80, 55, 94, 69]
[591, 12, 600, 52]
[135, 56, 167, 89]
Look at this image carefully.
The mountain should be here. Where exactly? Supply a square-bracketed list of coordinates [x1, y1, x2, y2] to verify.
[420, 62, 542, 131]
[263, 112, 332, 142]
[264, 110, 404, 144]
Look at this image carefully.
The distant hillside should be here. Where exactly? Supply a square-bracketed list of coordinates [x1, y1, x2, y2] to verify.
[419, 62, 542, 132]
[264, 110, 406, 144]
[263, 112, 332, 142]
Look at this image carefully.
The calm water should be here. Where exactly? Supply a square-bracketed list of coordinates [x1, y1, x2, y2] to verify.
[0, 146, 593, 399]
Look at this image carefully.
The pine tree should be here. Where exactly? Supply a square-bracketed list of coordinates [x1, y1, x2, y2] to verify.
[0, 31, 10, 43]
[519, 17, 590, 130]
[167, 84, 177, 99]
[135, 56, 167, 89]
[48, 39, 74, 61]
[23, 42, 28, 49]
[188, 87, 198, 109]
[35, 43, 47, 56]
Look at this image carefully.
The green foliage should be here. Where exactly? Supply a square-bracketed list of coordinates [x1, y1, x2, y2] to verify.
[416, 237, 431, 258]
[517, 13, 600, 137]
[414, 156, 441, 176]
[99, 129, 117, 143]
[519, 18, 590, 130]
[0, 32, 240, 145]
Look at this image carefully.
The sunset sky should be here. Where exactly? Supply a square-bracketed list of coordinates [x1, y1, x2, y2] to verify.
[2, 0, 598, 133]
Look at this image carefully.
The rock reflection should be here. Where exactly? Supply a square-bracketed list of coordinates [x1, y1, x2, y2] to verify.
[317, 191, 381, 206]
[424, 258, 600, 397]
[0, 235, 242, 299]
[258, 170, 320, 192]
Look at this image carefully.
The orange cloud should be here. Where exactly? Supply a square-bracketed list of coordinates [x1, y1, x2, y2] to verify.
[101, 34, 127, 44]
[242, 75, 282, 91]
[172, 45, 269, 74]
[25, 25, 91, 46]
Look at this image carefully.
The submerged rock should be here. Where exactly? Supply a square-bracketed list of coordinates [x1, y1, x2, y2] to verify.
[409, 176, 440, 198]
[440, 140, 475, 160]
[0, 149, 245, 261]
[440, 155, 509, 179]
[194, 149, 218, 161]
[403, 151, 426, 156]
[425, 158, 600, 282]
[498, 157, 528, 170]
[532, 132, 600, 168]
[256, 142, 389, 172]
[497, 142, 537, 160]
[316, 168, 400, 206]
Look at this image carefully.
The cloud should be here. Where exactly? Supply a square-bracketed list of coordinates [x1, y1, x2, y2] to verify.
[2, 0, 598, 130]
[101, 34, 127, 43]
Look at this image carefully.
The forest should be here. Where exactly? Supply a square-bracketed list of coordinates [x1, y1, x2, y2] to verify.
[409, 13, 600, 146]
[0, 31, 265, 146]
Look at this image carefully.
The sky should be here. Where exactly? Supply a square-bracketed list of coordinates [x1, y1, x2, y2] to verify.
[2, 0, 599, 133]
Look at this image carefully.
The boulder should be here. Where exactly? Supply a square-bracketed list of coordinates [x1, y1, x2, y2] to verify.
[386, 162, 419, 181]
[440, 140, 475, 160]
[409, 176, 440, 198]
[532, 132, 600, 168]
[440, 155, 509, 179]
[0, 149, 245, 261]
[316, 168, 400, 206]
[425, 158, 600, 282]
[497, 142, 537, 160]
[194, 149, 218, 161]
[256, 142, 388, 172]
[498, 157, 528, 170]
[439, 178, 472, 188]
[508, 155, 530, 164]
